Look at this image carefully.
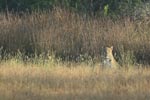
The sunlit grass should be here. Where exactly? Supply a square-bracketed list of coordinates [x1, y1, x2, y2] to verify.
[0, 60, 150, 100]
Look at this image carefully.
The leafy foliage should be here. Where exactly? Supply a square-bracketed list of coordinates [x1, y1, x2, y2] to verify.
[0, 0, 146, 17]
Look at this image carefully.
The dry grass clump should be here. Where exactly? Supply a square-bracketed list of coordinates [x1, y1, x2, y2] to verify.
[0, 8, 150, 63]
[0, 60, 150, 100]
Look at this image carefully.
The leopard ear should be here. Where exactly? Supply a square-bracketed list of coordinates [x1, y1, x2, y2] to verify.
[110, 46, 113, 50]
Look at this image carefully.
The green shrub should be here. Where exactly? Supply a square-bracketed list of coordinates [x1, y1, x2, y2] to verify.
[0, 0, 145, 17]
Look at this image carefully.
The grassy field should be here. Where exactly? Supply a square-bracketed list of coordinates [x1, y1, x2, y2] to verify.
[1, 8, 150, 100]
[0, 60, 150, 100]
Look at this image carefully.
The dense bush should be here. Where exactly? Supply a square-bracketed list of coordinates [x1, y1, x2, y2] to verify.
[0, 0, 55, 12]
[0, 0, 147, 17]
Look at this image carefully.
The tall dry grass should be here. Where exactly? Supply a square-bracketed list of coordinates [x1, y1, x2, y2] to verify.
[0, 8, 150, 64]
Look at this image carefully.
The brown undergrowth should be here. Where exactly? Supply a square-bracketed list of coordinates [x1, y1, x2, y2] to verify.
[0, 8, 150, 64]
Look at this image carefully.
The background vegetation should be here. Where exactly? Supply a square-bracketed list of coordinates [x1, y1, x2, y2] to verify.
[0, 0, 149, 17]
[0, 0, 150, 65]
[0, 9, 150, 65]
